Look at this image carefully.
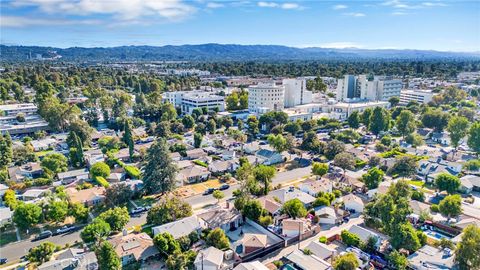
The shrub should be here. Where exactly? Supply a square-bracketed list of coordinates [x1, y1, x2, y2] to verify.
[124, 165, 141, 179]
[430, 204, 440, 212]
[192, 160, 208, 167]
[96, 176, 110, 188]
[341, 230, 361, 247]
[319, 236, 328, 244]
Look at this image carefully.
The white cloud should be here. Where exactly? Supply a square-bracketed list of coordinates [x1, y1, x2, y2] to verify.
[392, 11, 408, 15]
[382, 0, 446, 10]
[422, 2, 447, 7]
[343, 12, 366, 17]
[333, 4, 348, 10]
[2, 15, 100, 27]
[206, 2, 225, 8]
[10, 0, 196, 21]
[257, 1, 303, 10]
[257, 1, 278, 8]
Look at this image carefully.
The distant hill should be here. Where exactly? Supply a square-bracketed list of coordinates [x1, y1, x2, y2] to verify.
[1, 44, 479, 62]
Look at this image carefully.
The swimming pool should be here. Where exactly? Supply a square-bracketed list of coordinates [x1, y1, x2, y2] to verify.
[424, 229, 452, 240]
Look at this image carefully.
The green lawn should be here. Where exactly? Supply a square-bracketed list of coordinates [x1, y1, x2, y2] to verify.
[0, 231, 17, 246]
[132, 197, 156, 207]
[406, 180, 425, 188]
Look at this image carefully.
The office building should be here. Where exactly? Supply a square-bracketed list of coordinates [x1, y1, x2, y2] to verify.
[336, 75, 402, 102]
[336, 75, 359, 101]
[0, 103, 38, 116]
[399, 89, 436, 105]
[248, 83, 285, 114]
[163, 91, 225, 115]
[283, 79, 312, 108]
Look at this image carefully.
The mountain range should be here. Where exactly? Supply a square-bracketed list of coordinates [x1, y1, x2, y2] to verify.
[1, 44, 479, 62]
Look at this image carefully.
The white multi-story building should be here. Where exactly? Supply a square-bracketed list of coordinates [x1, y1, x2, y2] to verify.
[282, 79, 312, 108]
[0, 103, 38, 116]
[399, 89, 436, 105]
[331, 101, 390, 120]
[248, 83, 285, 114]
[337, 75, 402, 102]
[162, 91, 225, 114]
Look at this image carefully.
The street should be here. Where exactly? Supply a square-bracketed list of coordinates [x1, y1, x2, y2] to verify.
[0, 166, 313, 263]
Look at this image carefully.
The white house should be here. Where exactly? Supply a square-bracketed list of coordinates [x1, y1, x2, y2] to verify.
[255, 149, 284, 165]
[152, 216, 205, 239]
[315, 206, 338, 225]
[194, 246, 224, 270]
[0, 207, 13, 226]
[341, 194, 364, 213]
[304, 241, 336, 261]
[299, 178, 333, 197]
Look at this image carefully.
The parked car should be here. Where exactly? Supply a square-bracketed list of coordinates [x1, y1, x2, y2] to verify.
[219, 184, 230, 191]
[203, 188, 216, 195]
[33, 230, 53, 241]
[54, 225, 78, 235]
[0, 258, 7, 265]
[129, 207, 146, 215]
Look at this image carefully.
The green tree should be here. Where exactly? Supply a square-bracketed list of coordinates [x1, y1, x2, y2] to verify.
[435, 173, 461, 194]
[156, 120, 171, 138]
[455, 225, 480, 270]
[3, 189, 18, 209]
[421, 108, 450, 131]
[390, 222, 422, 252]
[41, 153, 68, 173]
[95, 241, 121, 270]
[68, 202, 89, 223]
[206, 119, 217, 134]
[468, 122, 480, 156]
[312, 162, 328, 178]
[123, 119, 134, 160]
[182, 115, 195, 129]
[166, 250, 197, 270]
[388, 250, 408, 270]
[27, 241, 58, 263]
[282, 198, 307, 219]
[334, 252, 359, 270]
[361, 108, 373, 127]
[143, 139, 178, 195]
[146, 197, 192, 226]
[194, 132, 203, 148]
[98, 207, 130, 231]
[406, 133, 424, 147]
[439, 194, 462, 218]
[334, 152, 355, 176]
[154, 232, 181, 257]
[347, 111, 360, 129]
[46, 200, 69, 223]
[341, 230, 361, 247]
[90, 161, 111, 179]
[105, 183, 133, 206]
[80, 218, 111, 243]
[369, 107, 390, 135]
[242, 199, 264, 221]
[0, 133, 13, 169]
[206, 228, 230, 250]
[362, 167, 385, 189]
[13, 202, 42, 229]
[284, 121, 301, 135]
[390, 156, 417, 178]
[254, 165, 276, 195]
[447, 116, 470, 149]
[396, 110, 416, 138]
[324, 139, 345, 160]
[389, 96, 400, 107]
[246, 115, 259, 137]
[267, 134, 288, 153]
[212, 190, 225, 204]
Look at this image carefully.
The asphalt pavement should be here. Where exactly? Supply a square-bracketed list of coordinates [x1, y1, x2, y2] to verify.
[0, 166, 312, 263]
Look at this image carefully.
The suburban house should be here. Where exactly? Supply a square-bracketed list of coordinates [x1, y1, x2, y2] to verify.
[38, 248, 98, 270]
[299, 178, 333, 197]
[257, 196, 283, 217]
[304, 241, 336, 261]
[84, 149, 104, 167]
[65, 186, 106, 206]
[341, 194, 364, 213]
[315, 206, 340, 225]
[268, 187, 315, 206]
[0, 207, 13, 226]
[21, 188, 48, 201]
[8, 162, 43, 182]
[237, 233, 268, 254]
[284, 250, 332, 270]
[233, 261, 269, 270]
[431, 132, 450, 145]
[152, 216, 206, 239]
[197, 205, 243, 232]
[185, 148, 208, 160]
[177, 165, 211, 184]
[459, 175, 480, 193]
[57, 168, 89, 185]
[108, 232, 159, 266]
[30, 138, 57, 151]
[208, 160, 239, 175]
[282, 218, 311, 238]
[348, 225, 380, 245]
[194, 246, 225, 270]
[407, 245, 455, 270]
[255, 149, 284, 165]
[418, 158, 462, 182]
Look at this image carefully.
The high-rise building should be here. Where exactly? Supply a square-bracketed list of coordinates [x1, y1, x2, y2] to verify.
[248, 82, 285, 114]
[399, 89, 436, 105]
[283, 79, 313, 108]
[336, 75, 402, 102]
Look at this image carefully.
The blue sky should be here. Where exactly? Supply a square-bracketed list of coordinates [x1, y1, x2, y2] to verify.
[1, 0, 479, 51]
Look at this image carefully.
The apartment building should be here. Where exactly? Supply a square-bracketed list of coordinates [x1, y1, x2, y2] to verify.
[283, 78, 313, 108]
[399, 89, 436, 105]
[336, 75, 402, 102]
[248, 82, 285, 114]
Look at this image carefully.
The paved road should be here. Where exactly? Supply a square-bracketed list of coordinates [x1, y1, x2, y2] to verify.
[0, 166, 313, 263]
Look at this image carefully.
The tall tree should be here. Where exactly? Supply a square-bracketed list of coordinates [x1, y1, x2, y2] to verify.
[142, 139, 178, 195]
[312, 162, 328, 178]
[95, 241, 121, 270]
[455, 225, 480, 270]
[347, 111, 360, 129]
[333, 252, 359, 270]
[468, 122, 480, 156]
[193, 132, 203, 148]
[123, 119, 134, 160]
[439, 194, 462, 218]
[334, 152, 355, 176]
[447, 116, 470, 150]
[396, 110, 416, 138]
[0, 132, 12, 169]
[13, 202, 42, 229]
[362, 167, 385, 189]
[254, 165, 276, 195]
[267, 134, 288, 153]
[369, 107, 390, 135]
[246, 115, 259, 137]
[435, 173, 461, 194]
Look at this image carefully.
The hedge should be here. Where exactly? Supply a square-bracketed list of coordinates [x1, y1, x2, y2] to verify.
[125, 165, 141, 179]
[95, 176, 110, 188]
[193, 160, 208, 167]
